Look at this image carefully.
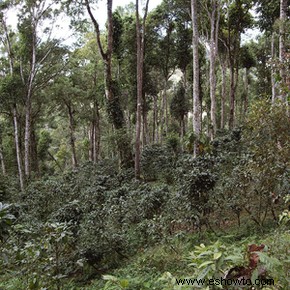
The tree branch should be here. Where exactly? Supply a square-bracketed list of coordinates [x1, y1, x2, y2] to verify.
[85, 0, 107, 60]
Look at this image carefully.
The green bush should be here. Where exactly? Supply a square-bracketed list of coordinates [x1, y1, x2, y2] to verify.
[141, 144, 175, 182]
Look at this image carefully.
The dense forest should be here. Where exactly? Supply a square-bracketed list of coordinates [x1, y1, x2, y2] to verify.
[0, 0, 289, 289]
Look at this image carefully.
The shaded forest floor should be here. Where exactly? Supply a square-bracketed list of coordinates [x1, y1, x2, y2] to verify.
[1, 213, 289, 289]
[76, 219, 290, 289]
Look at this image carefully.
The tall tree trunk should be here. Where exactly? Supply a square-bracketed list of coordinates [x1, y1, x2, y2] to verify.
[0, 119, 6, 176]
[0, 140, 6, 175]
[279, 0, 287, 102]
[220, 57, 227, 130]
[182, 69, 188, 137]
[66, 102, 78, 169]
[209, 0, 220, 140]
[90, 101, 100, 164]
[244, 67, 249, 117]
[142, 110, 149, 146]
[2, 16, 23, 188]
[89, 124, 94, 162]
[86, 0, 132, 168]
[13, 106, 24, 191]
[228, 62, 237, 129]
[135, 0, 143, 179]
[0, 151, 6, 176]
[164, 82, 169, 135]
[226, 3, 241, 130]
[160, 81, 168, 144]
[24, 18, 37, 179]
[180, 117, 185, 151]
[24, 99, 32, 178]
[271, 32, 277, 104]
[30, 123, 39, 175]
[152, 95, 158, 143]
[135, 0, 149, 179]
[191, 0, 201, 157]
[209, 50, 217, 139]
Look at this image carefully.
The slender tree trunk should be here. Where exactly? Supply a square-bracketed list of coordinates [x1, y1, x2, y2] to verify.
[220, 58, 227, 130]
[244, 67, 249, 116]
[191, 0, 201, 157]
[94, 102, 100, 163]
[0, 121, 6, 175]
[228, 63, 238, 129]
[209, 50, 217, 139]
[30, 123, 39, 175]
[160, 91, 165, 145]
[209, 0, 220, 140]
[86, 0, 132, 168]
[271, 32, 277, 104]
[164, 81, 169, 135]
[89, 124, 94, 162]
[152, 95, 158, 143]
[180, 117, 185, 151]
[157, 93, 162, 143]
[89, 101, 100, 164]
[135, 0, 143, 179]
[135, 0, 149, 179]
[160, 80, 169, 142]
[142, 110, 149, 146]
[226, 3, 241, 130]
[0, 145, 6, 176]
[24, 19, 37, 179]
[2, 17, 24, 188]
[182, 69, 188, 136]
[66, 102, 78, 168]
[13, 106, 24, 191]
[234, 64, 239, 124]
[279, 0, 287, 102]
[24, 98, 32, 178]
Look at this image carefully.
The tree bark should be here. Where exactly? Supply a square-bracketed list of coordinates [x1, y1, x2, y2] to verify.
[66, 102, 78, 169]
[191, 0, 201, 157]
[24, 11, 38, 179]
[89, 101, 100, 164]
[0, 141, 6, 176]
[271, 32, 277, 104]
[142, 110, 149, 146]
[30, 123, 39, 175]
[226, 3, 241, 130]
[220, 57, 227, 130]
[1, 16, 24, 189]
[208, 0, 220, 140]
[152, 95, 159, 143]
[279, 0, 287, 102]
[164, 80, 169, 135]
[228, 59, 239, 129]
[24, 99, 32, 178]
[13, 106, 24, 191]
[244, 67, 249, 116]
[160, 80, 168, 144]
[135, 0, 149, 179]
[86, 0, 132, 168]
[1, 18, 24, 191]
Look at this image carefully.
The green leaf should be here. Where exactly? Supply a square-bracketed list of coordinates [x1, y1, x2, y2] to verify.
[251, 268, 259, 285]
[198, 260, 214, 268]
[197, 266, 211, 280]
[224, 255, 243, 263]
[213, 252, 222, 260]
[120, 279, 129, 288]
[103, 274, 118, 282]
